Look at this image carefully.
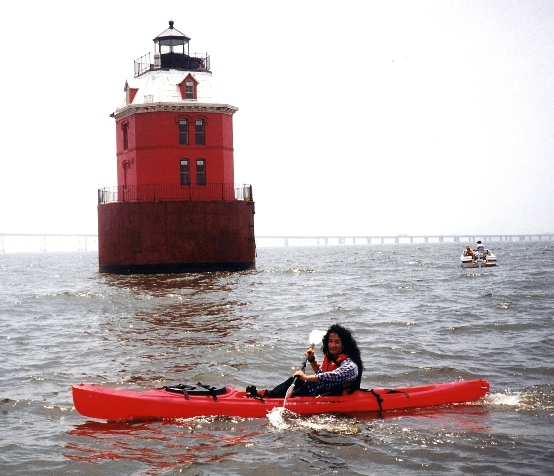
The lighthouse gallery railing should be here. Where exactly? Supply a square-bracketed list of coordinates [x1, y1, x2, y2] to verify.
[98, 183, 253, 204]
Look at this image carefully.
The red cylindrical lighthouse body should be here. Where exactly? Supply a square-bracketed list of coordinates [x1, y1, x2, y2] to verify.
[97, 21, 255, 273]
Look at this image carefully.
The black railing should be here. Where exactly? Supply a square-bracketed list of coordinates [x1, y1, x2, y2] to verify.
[134, 52, 211, 78]
[98, 183, 252, 204]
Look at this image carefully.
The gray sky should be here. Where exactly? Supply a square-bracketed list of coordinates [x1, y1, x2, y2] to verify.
[1, 0, 553, 236]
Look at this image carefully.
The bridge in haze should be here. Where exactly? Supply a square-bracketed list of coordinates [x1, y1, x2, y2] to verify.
[257, 233, 554, 246]
[1, 233, 552, 252]
[0, 234, 98, 253]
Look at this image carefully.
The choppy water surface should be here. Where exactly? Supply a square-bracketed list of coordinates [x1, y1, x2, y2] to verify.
[1, 241, 553, 475]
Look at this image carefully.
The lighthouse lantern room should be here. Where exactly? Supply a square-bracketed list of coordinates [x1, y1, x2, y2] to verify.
[97, 21, 256, 274]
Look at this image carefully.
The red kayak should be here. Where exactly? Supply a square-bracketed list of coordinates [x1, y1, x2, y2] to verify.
[72, 379, 490, 421]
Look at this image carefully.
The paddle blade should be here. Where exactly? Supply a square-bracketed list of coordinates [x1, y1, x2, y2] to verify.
[285, 384, 294, 398]
[309, 329, 326, 346]
[285, 377, 298, 399]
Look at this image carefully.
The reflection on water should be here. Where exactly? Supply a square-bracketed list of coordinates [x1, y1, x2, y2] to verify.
[97, 271, 258, 368]
[80, 269, 273, 396]
[101, 270, 256, 297]
[65, 419, 261, 474]
[65, 405, 491, 474]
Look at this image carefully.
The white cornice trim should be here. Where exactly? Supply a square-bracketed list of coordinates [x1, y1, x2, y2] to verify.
[113, 102, 238, 120]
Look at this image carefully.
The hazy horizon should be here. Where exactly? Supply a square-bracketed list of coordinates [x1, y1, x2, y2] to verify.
[1, 231, 553, 237]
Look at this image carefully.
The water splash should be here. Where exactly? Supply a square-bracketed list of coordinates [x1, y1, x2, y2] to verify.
[486, 391, 522, 407]
[267, 407, 361, 434]
[485, 386, 554, 412]
[266, 407, 291, 431]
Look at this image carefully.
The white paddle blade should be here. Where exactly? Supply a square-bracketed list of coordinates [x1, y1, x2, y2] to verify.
[309, 329, 326, 346]
[285, 384, 294, 398]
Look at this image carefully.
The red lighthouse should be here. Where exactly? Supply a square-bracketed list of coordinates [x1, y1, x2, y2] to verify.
[98, 21, 256, 273]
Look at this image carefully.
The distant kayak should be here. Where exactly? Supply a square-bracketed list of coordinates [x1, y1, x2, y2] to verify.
[72, 379, 490, 422]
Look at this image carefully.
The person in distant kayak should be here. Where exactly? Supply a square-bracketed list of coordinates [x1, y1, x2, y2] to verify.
[250, 324, 364, 398]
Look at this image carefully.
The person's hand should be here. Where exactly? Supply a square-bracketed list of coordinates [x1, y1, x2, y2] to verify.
[305, 348, 315, 362]
[294, 370, 307, 380]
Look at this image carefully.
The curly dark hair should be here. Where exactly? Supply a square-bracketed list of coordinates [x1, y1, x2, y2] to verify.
[321, 324, 364, 390]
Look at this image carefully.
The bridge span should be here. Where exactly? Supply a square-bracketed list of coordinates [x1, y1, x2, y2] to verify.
[258, 234, 554, 246]
[0, 233, 552, 252]
[0, 234, 98, 253]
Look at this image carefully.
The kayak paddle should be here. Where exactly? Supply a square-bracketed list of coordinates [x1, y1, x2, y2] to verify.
[284, 329, 326, 403]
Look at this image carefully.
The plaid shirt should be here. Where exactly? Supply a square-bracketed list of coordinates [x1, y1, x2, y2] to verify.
[307, 357, 359, 396]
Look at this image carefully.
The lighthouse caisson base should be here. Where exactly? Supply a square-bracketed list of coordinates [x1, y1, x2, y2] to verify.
[98, 200, 255, 274]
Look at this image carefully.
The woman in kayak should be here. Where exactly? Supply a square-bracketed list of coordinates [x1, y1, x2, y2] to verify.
[253, 324, 364, 398]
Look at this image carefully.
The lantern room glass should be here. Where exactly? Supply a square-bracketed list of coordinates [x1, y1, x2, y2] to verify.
[157, 38, 189, 55]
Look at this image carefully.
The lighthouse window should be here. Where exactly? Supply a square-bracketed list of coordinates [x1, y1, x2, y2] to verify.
[122, 123, 129, 150]
[179, 118, 189, 145]
[185, 81, 194, 99]
[196, 159, 206, 185]
[180, 159, 190, 186]
[195, 119, 205, 145]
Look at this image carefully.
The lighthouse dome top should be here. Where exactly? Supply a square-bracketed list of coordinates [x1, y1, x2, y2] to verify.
[154, 20, 191, 52]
